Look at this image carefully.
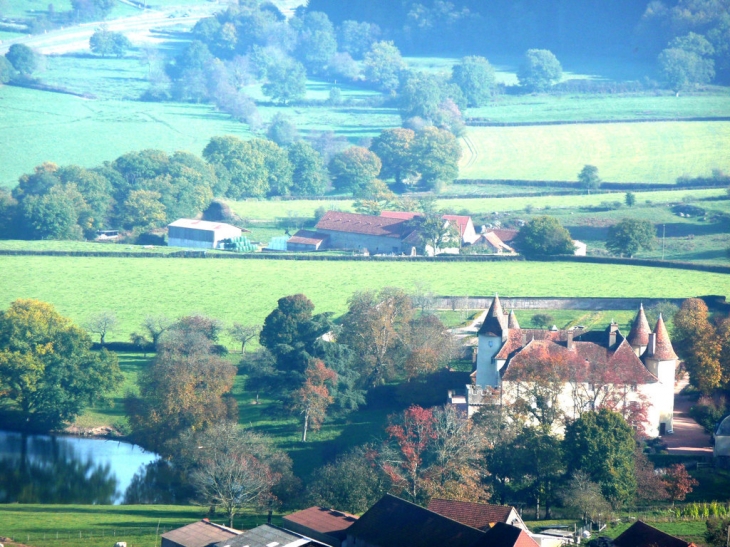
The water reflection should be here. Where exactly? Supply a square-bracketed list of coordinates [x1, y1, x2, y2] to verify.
[123, 460, 195, 505]
[0, 431, 158, 504]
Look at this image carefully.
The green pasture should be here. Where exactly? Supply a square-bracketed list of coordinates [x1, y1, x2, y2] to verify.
[467, 92, 730, 123]
[228, 189, 727, 220]
[0, 256, 726, 344]
[460, 121, 730, 183]
[0, 504, 276, 547]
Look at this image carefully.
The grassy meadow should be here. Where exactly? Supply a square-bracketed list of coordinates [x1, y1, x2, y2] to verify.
[0, 256, 726, 343]
[460, 121, 730, 182]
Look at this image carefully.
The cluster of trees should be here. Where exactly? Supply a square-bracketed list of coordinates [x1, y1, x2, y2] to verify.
[89, 27, 133, 58]
[0, 299, 122, 430]
[248, 290, 454, 441]
[672, 298, 730, 394]
[0, 44, 40, 85]
[308, 0, 730, 86]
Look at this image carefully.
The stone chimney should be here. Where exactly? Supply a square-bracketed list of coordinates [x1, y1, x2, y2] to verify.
[647, 332, 657, 356]
[609, 321, 619, 347]
[567, 329, 574, 351]
[521, 332, 527, 346]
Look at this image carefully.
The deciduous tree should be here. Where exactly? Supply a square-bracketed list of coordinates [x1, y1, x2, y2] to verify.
[290, 360, 337, 442]
[578, 164, 601, 190]
[363, 40, 405, 92]
[0, 299, 122, 430]
[89, 27, 132, 57]
[288, 141, 328, 196]
[451, 56, 496, 107]
[370, 128, 416, 185]
[329, 147, 382, 196]
[517, 49, 562, 91]
[673, 298, 722, 393]
[84, 310, 118, 346]
[228, 323, 260, 354]
[514, 216, 575, 257]
[663, 464, 698, 505]
[606, 218, 655, 257]
[410, 126, 461, 190]
[5, 44, 38, 75]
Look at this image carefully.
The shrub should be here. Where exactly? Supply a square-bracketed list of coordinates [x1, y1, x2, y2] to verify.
[689, 395, 727, 433]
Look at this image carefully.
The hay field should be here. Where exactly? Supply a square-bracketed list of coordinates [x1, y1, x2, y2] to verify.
[460, 121, 730, 183]
[0, 256, 726, 343]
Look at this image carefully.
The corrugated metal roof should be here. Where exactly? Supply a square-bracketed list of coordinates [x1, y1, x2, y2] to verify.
[161, 519, 240, 547]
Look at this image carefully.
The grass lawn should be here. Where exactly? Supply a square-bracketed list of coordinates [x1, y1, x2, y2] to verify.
[0, 504, 278, 547]
[0, 256, 726, 344]
[227, 189, 727, 220]
[460, 122, 730, 183]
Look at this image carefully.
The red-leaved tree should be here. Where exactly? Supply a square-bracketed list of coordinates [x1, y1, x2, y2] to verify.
[663, 464, 698, 506]
[290, 360, 337, 442]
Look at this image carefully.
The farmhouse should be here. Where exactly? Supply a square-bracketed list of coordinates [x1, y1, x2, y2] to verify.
[466, 297, 677, 437]
[314, 211, 419, 254]
[168, 219, 242, 250]
[426, 499, 527, 532]
[380, 211, 479, 245]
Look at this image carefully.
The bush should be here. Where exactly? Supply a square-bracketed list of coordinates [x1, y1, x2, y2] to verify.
[689, 395, 727, 433]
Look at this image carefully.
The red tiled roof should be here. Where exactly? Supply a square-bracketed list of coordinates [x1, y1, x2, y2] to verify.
[470, 523, 539, 547]
[652, 315, 678, 360]
[502, 338, 658, 384]
[426, 499, 516, 531]
[614, 521, 694, 547]
[380, 211, 472, 238]
[288, 230, 329, 246]
[283, 506, 357, 537]
[317, 211, 414, 239]
[495, 329, 565, 360]
[628, 305, 651, 347]
[161, 519, 239, 547]
[491, 229, 519, 243]
[480, 232, 514, 252]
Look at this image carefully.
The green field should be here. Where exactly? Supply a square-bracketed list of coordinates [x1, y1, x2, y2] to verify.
[460, 121, 730, 182]
[0, 256, 726, 343]
[467, 92, 730, 123]
[0, 504, 277, 547]
[228, 188, 727, 220]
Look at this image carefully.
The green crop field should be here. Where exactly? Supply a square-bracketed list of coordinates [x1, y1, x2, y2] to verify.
[0, 256, 726, 344]
[228, 188, 727, 220]
[460, 121, 730, 183]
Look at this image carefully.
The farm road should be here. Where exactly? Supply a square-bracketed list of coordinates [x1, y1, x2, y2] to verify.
[665, 374, 712, 456]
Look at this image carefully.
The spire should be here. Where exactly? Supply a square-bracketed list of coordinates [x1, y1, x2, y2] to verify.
[652, 314, 678, 360]
[627, 303, 651, 347]
[508, 309, 520, 330]
[478, 294, 507, 336]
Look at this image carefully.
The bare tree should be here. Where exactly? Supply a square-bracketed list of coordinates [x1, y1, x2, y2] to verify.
[228, 323, 261, 354]
[85, 311, 118, 345]
[186, 422, 283, 527]
[142, 315, 172, 347]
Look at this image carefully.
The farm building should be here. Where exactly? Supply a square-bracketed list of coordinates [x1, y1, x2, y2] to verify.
[573, 240, 587, 256]
[160, 519, 240, 547]
[426, 499, 527, 532]
[283, 506, 358, 547]
[213, 524, 328, 547]
[473, 231, 515, 254]
[612, 521, 696, 547]
[466, 298, 677, 437]
[287, 230, 330, 252]
[168, 219, 242, 249]
[714, 416, 730, 458]
[381, 211, 479, 245]
[314, 211, 419, 254]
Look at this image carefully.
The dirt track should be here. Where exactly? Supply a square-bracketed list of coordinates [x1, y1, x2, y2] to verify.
[665, 374, 713, 456]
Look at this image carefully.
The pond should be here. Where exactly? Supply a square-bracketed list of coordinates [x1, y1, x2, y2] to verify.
[0, 430, 160, 504]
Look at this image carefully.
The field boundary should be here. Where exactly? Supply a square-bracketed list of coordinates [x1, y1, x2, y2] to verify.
[1, 249, 729, 274]
[465, 116, 730, 127]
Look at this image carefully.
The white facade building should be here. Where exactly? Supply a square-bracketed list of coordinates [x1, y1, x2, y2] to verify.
[467, 297, 678, 437]
[167, 219, 242, 249]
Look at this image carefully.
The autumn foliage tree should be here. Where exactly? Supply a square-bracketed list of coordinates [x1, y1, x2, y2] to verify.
[674, 298, 723, 393]
[663, 464, 698, 506]
[290, 360, 337, 442]
[380, 405, 488, 504]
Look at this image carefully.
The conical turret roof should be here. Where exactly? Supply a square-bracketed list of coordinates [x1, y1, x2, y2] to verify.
[652, 314, 678, 360]
[478, 294, 507, 336]
[508, 309, 520, 330]
[627, 304, 651, 347]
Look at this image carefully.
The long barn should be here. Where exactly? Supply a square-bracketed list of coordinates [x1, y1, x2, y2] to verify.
[167, 219, 242, 249]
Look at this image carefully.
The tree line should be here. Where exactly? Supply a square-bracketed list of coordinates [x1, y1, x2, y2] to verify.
[0, 125, 463, 241]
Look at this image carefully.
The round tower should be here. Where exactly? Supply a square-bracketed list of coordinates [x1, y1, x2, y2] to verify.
[644, 314, 678, 434]
[475, 294, 507, 387]
[627, 304, 651, 356]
